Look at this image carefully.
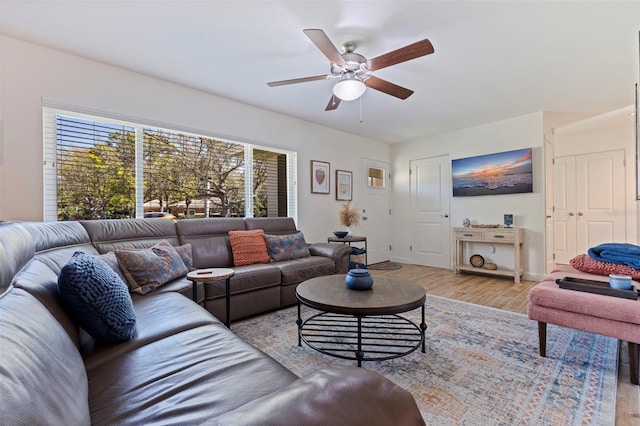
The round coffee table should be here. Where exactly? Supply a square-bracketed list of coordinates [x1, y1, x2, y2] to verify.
[296, 275, 427, 367]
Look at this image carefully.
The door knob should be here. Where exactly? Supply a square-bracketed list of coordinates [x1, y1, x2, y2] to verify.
[577, 212, 583, 216]
[569, 212, 575, 216]
[546, 215, 552, 219]
[441, 214, 449, 218]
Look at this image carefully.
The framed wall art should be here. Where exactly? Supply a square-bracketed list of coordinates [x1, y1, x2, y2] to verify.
[310, 160, 330, 194]
[452, 147, 533, 197]
[335, 170, 352, 201]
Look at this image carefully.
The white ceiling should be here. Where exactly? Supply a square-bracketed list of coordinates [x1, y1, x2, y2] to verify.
[2, 1, 639, 144]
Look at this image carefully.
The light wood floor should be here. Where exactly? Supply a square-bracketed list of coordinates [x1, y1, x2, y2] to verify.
[371, 264, 640, 426]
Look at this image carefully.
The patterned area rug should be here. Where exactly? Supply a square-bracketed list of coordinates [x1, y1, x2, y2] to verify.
[233, 295, 618, 425]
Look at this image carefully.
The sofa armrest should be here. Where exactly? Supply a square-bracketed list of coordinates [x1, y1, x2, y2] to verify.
[210, 366, 424, 426]
[308, 243, 351, 274]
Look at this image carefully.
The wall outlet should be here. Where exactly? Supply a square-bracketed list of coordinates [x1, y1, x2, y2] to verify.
[489, 245, 495, 253]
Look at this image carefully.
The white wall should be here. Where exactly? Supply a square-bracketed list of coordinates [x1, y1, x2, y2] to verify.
[552, 108, 637, 244]
[391, 112, 546, 280]
[0, 35, 390, 243]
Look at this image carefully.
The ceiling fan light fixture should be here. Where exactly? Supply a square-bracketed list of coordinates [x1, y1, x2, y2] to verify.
[332, 76, 366, 101]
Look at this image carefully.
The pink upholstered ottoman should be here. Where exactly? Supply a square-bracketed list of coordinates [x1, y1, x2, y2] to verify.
[527, 265, 639, 385]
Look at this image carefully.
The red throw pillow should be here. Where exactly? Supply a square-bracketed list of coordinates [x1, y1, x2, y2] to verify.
[228, 229, 271, 266]
[569, 253, 640, 279]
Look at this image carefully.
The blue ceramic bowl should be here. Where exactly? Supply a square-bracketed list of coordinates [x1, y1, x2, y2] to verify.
[333, 231, 348, 238]
[345, 269, 374, 290]
[609, 274, 633, 290]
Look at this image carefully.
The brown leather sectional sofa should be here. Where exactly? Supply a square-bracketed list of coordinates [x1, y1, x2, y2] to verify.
[0, 218, 424, 425]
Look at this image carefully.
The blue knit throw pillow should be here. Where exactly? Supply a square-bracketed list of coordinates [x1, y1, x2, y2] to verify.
[264, 232, 310, 262]
[58, 251, 136, 343]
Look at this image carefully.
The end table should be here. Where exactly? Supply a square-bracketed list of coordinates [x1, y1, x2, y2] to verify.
[187, 268, 235, 328]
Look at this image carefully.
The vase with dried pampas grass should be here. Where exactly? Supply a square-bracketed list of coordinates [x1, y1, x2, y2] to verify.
[338, 202, 360, 235]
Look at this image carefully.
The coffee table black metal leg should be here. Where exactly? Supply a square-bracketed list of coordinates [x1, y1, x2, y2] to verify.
[296, 302, 302, 346]
[420, 303, 427, 353]
[225, 277, 231, 329]
[355, 316, 364, 367]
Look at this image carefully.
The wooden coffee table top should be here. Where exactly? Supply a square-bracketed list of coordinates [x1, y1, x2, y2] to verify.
[296, 275, 426, 316]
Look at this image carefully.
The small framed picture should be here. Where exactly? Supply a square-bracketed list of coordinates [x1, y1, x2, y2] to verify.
[504, 214, 513, 227]
[310, 160, 330, 194]
[336, 170, 352, 201]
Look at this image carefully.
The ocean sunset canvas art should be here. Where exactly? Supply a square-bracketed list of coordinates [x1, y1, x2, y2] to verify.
[452, 148, 533, 197]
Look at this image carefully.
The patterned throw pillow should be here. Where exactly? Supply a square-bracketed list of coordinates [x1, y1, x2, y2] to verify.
[174, 243, 194, 270]
[264, 232, 310, 262]
[570, 253, 640, 279]
[115, 240, 188, 295]
[58, 251, 136, 343]
[228, 229, 271, 266]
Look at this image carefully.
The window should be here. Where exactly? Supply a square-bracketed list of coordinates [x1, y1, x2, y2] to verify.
[368, 167, 386, 188]
[44, 106, 297, 222]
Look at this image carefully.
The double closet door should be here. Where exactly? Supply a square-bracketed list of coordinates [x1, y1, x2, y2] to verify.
[553, 150, 625, 264]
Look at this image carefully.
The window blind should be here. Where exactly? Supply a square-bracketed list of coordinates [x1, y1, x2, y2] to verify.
[43, 106, 297, 222]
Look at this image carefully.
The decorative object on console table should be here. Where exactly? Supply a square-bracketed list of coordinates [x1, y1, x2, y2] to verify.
[453, 227, 524, 283]
[470, 254, 485, 268]
[335, 170, 352, 201]
[338, 201, 360, 236]
[310, 160, 330, 194]
[504, 214, 513, 227]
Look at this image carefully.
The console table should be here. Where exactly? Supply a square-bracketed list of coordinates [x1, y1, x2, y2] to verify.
[453, 227, 524, 283]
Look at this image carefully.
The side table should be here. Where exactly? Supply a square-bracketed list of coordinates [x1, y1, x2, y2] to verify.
[187, 268, 235, 328]
[327, 236, 367, 266]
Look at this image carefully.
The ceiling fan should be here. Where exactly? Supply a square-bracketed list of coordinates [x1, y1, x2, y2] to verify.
[267, 29, 434, 111]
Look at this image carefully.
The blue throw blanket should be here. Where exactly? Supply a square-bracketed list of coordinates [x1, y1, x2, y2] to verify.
[587, 243, 640, 269]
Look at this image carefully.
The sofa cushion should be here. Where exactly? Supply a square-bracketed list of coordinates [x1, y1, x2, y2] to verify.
[58, 251, 137, 343]
[212, 366, 425, 426]
[99, 251, 128, 282]
[570, 253, 640, 279]
[176, 218, 246, 268]
[228, 229, 270, 266]
[115, 240, 188, 295]
[81, 218, 180, 254]
[264, 232, 310, 261]
[0, 289, 91, 425]
[84, 292, 298, 425]
[275, 256, 335, 286]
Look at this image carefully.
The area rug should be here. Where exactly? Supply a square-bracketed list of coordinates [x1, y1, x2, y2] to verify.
[367, 261, 403, 270]
[233, 295, 618, 425]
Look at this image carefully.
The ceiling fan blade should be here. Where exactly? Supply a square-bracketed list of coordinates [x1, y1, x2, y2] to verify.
[303, 29, 346, 66]
[366, 39, 434, 71]
[325, 95, 341, 111]
[364, 76, 414, 99]
[267, 74, 330, 87]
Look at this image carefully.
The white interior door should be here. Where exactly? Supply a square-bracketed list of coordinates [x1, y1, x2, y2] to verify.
[410, 155, 451, 269]
[553, 150, 625, 264]
[361, 159, 391, 265]
[575, 150, 625, 252]
[553, 155, 576, 264]
[544, 138, 555, 273]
